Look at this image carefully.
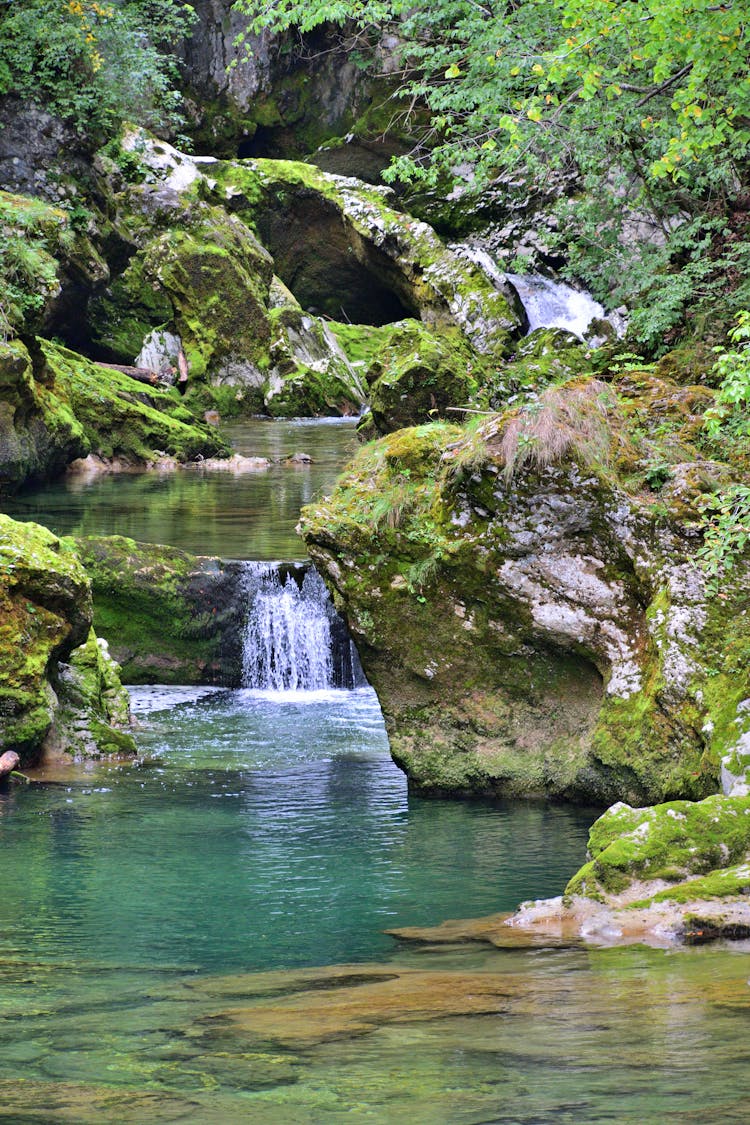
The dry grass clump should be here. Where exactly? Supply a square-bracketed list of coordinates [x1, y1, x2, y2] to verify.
[499, 379, 617, 482]
[444, 379, 622, 484]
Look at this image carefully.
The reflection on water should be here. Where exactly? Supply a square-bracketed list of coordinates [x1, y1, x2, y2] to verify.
[0, 690, 747, 1120]
[5, 688, 595, 973]
[1, 417, 359, 559]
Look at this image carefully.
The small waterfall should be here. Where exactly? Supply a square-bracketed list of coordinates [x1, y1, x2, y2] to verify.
[241, 562, 364, 691]
[449, 239, 624, 340]
[506, 272, 607, 338]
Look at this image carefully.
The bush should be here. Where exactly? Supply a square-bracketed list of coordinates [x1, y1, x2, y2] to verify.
[0, 0, 196, 140]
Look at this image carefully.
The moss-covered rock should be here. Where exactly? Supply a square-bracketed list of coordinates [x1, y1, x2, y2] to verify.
[0, 515, 134, 764]
[566, 793, 750, 900]
[41, 340, 228, 466]
[212, 157, 521, 355]
[0, 188, 108, 340]
[0, 337, 227, 488]
[264, 304, 366, 418]
[300, 379, 750, 803]
[88, 192, 273, 396]
[355, 319, 480, 436]
[0, 339, 87, 487]
[75, 535, 246, 684]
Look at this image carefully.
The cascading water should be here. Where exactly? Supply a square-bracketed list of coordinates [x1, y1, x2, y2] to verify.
[505, 272, 607, 338]
[450, 239, 625, 340]
[241, 562, 364, 691]
[510, 272, 620, 337]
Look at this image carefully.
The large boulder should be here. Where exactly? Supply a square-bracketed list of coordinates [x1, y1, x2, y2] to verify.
[264, 300, 367, 418]
[213, 157, 522, 354]
[0, 339, 87, 487]
[300, 378, 749, 804]
[0, 335, 228, 490]
[75, 536, 247, 684]
[0, 516, 135, 765]
[356, 319, 481, 437]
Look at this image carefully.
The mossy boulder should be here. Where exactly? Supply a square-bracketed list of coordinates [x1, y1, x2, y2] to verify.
[355, 320, 480, 437]
[75, 535, 246, 684]
[0, 337, 227, 488]
[88, 193, 274, 398]
[0, 516, 135, 764]
[300, 381, 750, 803]
[263, 304, 366, 418]
[566, 794, 750, 900]
[0, 339, 87, 487]
[40, 340, 228, 466]
[212, 157, 521, 355]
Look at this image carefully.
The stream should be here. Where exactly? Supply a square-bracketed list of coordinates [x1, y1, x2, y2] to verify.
[2, 417, 750, 1121]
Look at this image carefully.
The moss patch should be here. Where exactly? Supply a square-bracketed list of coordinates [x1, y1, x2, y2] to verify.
[0, 516, 133, 763]
[75, 535, 244, 684]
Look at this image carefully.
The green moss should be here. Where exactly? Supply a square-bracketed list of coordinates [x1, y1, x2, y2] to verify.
[87, 197, 274, 404]
[0, 339, 88, 486]
[359, 320, 480, 436]
[41, 340, 228, 463]
[75, 535, 240, 684]
[88, 254, 174, 362]
[566, 793, 750, 899]
[0, 516, 133, 763]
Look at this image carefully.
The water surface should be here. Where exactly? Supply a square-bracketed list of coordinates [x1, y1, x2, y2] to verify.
[2, 417, 358, 559]
[1, 690, 748, 1121]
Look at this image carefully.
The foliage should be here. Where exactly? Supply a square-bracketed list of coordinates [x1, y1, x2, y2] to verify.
[704, 310, 750, 439]
[696, 485, 750, 595]
[0, 0, 196, 138]
[234, 0, 750, 345]
[0, 192, 68, 339]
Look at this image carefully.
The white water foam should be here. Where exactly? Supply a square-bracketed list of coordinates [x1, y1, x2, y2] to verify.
[506, 272, 606, 338]
[241, 564, 335, 692]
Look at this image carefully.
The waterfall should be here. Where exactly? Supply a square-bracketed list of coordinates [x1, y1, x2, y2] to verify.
[506, 272, 608, 338]
[449, 239, 624, 340]
[241, 562, 364, 691]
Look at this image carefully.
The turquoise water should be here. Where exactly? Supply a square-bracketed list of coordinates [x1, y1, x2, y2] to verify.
[3, 688, 596, 975]
[2, 413, 750, 1120]
[1, 683, 749, 1120]
[2, 418, 358, 559]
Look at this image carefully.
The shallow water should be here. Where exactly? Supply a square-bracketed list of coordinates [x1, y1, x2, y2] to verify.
[2, 417, 358, 559]
[2, 692, 749, 1120]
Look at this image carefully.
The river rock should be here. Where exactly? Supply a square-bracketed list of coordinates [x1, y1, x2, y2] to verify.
[0, 516, 136, 764]
[74, 535, 248, 684]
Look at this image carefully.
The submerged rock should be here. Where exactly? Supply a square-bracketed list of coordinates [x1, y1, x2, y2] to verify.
[0, 516, 135, 765]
